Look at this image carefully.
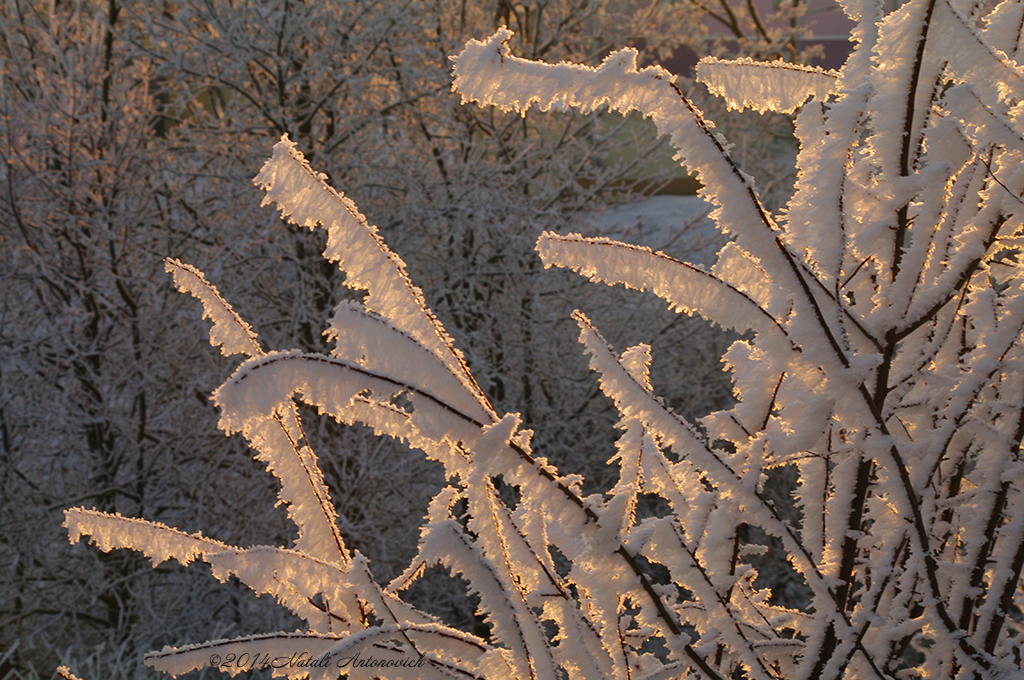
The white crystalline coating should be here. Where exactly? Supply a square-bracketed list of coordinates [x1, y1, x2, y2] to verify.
[214, 354, 362, 565]
[574, 312, 844, 626]
[214, 350, 395, 434]
[401, 514, 550, 680]
[709, 241, 790, 320]
[933, 0, 1024, 107]
[541, 598, 615, 680]
[619, 344, 653, 390]
[212, 347, 487, 566]
[537, 232, 788, 340]
[603, 420, 646, 539]
[943, 83, 1024, 153]
[701, 340, 783, 442]
[868, 0, 940, 179]
[784, 88, 869, 285]
[331, 396, 468, 477]
[696, 57, 839, 114]
[641, 517, 778, 680]
[837, 0, 883, 23]
[254, 136, 494, 421]
[981, 0, 1024, 58]
[165, 258, 261, 358]
[63, 508, 230, 567]
[204, 546, 364, 634]
[326, 302, 493, 427]
[459, 417, 563, 680]
[574, 311, 756, 513]
[888, 161, 957, 319]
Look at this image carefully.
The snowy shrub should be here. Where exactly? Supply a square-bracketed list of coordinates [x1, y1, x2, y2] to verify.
[62, 0, 1024, 678]
[0, 1, 730, 675]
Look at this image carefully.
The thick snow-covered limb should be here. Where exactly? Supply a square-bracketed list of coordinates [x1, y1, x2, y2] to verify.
[213, 350, 487, 439]
[696, 57, 839, 114]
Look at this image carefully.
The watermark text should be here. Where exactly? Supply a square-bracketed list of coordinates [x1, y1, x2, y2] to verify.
[209, 650, 426, 671]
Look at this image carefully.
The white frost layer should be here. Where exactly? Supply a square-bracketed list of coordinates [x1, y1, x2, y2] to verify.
[696, 57, 839, 114]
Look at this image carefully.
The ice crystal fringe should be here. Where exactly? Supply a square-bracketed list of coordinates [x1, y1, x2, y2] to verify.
[64, 1, 1024, 677]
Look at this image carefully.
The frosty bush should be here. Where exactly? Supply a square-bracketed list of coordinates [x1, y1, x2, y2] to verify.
[0, 1, 732, 675]
[63, 0, 1024, 677]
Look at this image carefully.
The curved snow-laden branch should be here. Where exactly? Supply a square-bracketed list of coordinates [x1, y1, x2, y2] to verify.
[165, 258, 262, 358]
[537, 232, 791, 342]
[254, 135, 494, 421]
[330, 395, 469, 478]
[166, 258, 348, 565]
[64, 508, 231, 567]
[696, 57, 839, 114]
[326, 301, 494, 427]
[213, 350, 486, 446]
[64, 509, 354, 633]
